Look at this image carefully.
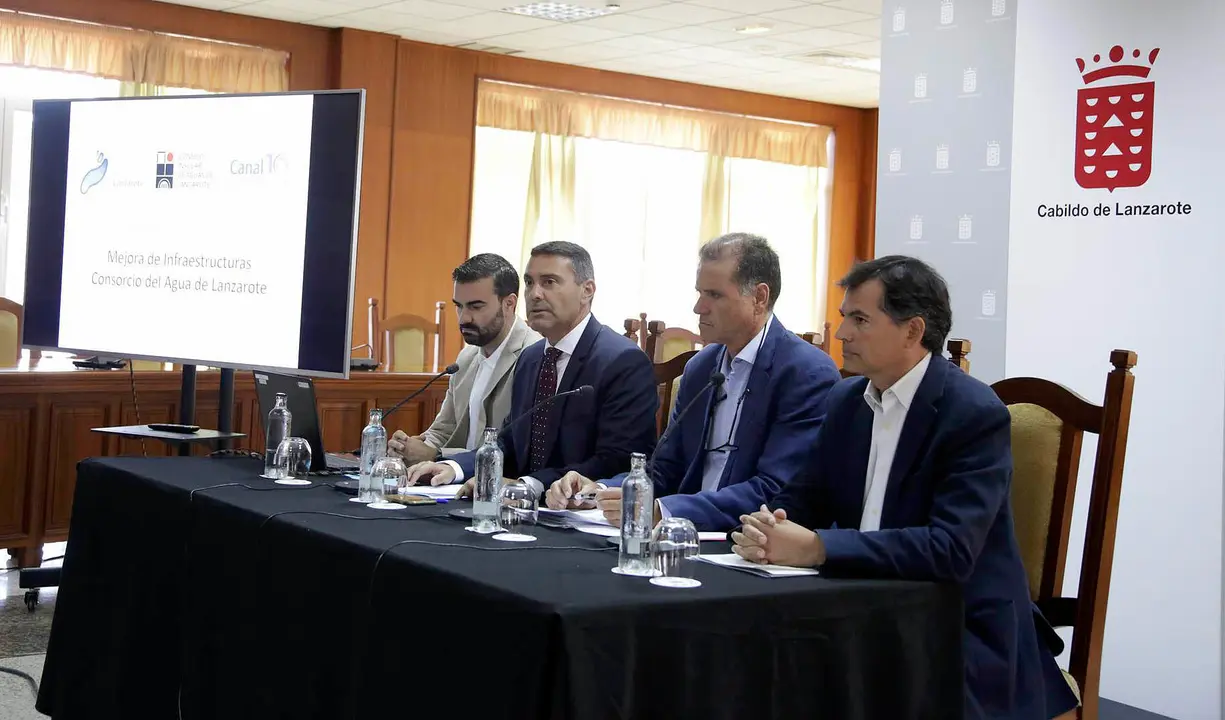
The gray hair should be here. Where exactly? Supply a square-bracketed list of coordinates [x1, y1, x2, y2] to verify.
[699, 232, 781, 309]
[530, 241, 594, 283]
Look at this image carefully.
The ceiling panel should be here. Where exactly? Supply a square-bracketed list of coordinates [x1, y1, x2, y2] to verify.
[161, 0, 883, 108]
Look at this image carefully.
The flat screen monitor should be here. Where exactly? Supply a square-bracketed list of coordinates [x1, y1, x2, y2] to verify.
[21, 89, 365, 378]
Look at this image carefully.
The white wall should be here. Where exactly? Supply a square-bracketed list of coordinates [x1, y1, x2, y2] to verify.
[1007, 1, 1224, 717]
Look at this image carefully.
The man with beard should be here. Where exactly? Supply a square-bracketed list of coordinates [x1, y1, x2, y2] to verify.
[405, 241, 658, 499]
[387, 253, 540, 463]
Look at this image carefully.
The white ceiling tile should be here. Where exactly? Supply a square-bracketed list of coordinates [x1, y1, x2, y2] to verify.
[418, 0, 521, 8]
[649, 24, 743, 45]
[829, 18, 881, 38]
[593, 34, 694, 53]
[160, 0, 245, 9]
[520, 44, 639, 63]
[397, 28, 473, 44]
[732, 55, 827, 74]
[762, 4, 875, 27]
[660, 45, 750, 65]
[569, 12, 679, 34]
[837, 39, 881, 55]
[684, 0, 806, 12]
[243, 0, 348, 15]
[410, 10, 556, 36]
[481, 23, 626, 51]
[694, 14, 809, 41]
[237, 2, 325, 21]
[632, 3, 740, 24]
[330, 0, 412, 8]
[769, 27, 873, 48]
[716, 36, 819, 57]
[328, 7, 423, 30]
[585, 55, 705, 74]
[821, 0, 883, 13]
[379, 0, 485, 20]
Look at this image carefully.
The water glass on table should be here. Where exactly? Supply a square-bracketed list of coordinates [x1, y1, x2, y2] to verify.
[651, 517, 701, 588]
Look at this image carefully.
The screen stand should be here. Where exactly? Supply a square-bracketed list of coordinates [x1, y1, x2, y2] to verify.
[178, 365, 197, 457]
[174, 365, 236, 455]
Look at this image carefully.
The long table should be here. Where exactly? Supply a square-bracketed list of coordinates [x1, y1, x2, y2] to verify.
[37, 457, 966, 719]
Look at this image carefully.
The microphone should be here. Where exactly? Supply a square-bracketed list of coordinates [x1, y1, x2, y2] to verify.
[647, 371, 725, 480]
[382, 363, 459, 420]
[348, 363, 458, 454]
[499, 385, 595, 436]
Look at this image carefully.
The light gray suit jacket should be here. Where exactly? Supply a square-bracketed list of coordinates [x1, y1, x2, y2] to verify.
[420, 316, 540, 455]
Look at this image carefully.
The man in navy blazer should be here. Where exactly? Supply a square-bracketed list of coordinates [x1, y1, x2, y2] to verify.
[732, 256, 1078, 720]
[405, 241, 658, 498]
[545, 233, 839, 532]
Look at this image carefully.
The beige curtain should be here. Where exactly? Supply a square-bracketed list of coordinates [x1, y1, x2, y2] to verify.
[520, 133, 576, 270]
[699, 154, 727, 246]
[478, 80, 830, 168]
[119, 82, 165, 97]
[0, 13, 288, 92]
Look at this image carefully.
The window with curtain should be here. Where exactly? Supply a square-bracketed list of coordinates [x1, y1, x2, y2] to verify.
[469, 82, 834, 336]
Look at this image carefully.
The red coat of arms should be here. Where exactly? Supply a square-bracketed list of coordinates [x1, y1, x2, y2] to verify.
[1074, 45, 1160, 192]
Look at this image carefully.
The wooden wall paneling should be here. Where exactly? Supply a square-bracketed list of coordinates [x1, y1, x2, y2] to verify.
[45, 403, 110, 534]
[0, 406, 33, 540]
[335, 29, 399, 351]
[318, 400, 368, 455]
[857, 109, 879, 263]
[118, 401, 176, 456]
[384, 41, 480, 366]
[0, 0, 335, 90]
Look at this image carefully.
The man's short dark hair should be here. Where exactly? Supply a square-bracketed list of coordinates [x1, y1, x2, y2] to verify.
[529, 241, 594, 283]
[699, 232, 782, 310]
[452, 253, 519, 298]
[837, 255, 952, 354]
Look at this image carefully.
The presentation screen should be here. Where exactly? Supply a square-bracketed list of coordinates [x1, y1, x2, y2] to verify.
[22, 90, 365, 378]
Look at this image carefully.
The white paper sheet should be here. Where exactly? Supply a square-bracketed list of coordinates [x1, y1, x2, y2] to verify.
[695, 554, 820, 578]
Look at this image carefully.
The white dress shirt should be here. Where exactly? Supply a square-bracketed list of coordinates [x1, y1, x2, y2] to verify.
[659, 316, 771, 518]
[446, 312, 593, 493]
[859, 352, 931, 532]
[464, 329, 513, 449]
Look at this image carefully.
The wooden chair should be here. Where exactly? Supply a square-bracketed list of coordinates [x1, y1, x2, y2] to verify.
[990, 350, 1137, 720]
[838, 338, 972, 379]
[623, 313, 646, 350]
[645, 321, 703, 363]
[383, 301, 445, 373]
[653, 349, 697, 435]
[0, 297, 22, 368]
[798, 321, 833, 354]
[352, 298, 381, 366]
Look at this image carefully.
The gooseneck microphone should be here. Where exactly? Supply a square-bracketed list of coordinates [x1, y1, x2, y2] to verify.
[499, 384, 595, 436]
[382, 363, 459, 420]
[349, 363, 458, 454]
[647, 371, 725, 479]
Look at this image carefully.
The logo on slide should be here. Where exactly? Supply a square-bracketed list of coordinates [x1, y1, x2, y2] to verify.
[155, 151, 175, 189]
[80, 152, 108, 194]
[1074, 45, 1160, 192]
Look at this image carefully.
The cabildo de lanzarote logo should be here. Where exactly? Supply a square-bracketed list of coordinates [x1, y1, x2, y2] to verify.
[1037, 43, 1191, 219]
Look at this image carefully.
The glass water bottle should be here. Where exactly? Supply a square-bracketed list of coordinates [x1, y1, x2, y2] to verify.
[263, 393, 292, 478]
[472, 427, 504, 534]
[358, 409, 387, 503]
[618, 452, 655, 576]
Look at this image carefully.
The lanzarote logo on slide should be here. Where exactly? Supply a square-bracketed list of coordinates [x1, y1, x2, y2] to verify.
[1074, 44, 1159, 192]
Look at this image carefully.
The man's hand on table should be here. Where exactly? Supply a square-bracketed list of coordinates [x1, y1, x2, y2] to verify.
[731, 505, 825, 567]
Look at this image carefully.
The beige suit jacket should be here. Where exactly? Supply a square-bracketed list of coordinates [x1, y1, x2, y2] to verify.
[420, 316, 540, 455]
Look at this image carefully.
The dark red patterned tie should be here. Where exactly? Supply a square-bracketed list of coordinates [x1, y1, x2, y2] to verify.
[529, 347, 562, 471]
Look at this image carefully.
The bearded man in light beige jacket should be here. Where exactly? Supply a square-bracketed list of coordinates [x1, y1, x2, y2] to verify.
[388, 253, 540, 463]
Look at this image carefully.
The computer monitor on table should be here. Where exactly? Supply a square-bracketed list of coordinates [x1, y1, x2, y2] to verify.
[253, 370, 359, 473]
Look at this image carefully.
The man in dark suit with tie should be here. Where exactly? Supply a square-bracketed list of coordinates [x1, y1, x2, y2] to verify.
[731, 256, 1079, 720]
[404, 241, 659, 500]
[544, 233, 841, 532]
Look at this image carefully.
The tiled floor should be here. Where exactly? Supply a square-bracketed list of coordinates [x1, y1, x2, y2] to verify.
[0, 545, 1181, 720]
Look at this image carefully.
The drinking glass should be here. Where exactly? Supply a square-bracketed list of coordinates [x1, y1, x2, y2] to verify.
[493, 482, 538, 542]
[273, 437, 312, 485]
[367, 456, 408, 510]
[650, 517, 701, 588]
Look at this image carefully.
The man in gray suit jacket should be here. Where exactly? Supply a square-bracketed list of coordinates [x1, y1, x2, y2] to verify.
[387, 253, 541, 463]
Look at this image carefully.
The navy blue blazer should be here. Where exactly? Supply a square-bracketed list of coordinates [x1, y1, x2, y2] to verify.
[455, 315, 658, 487]
[773, 356, 1079, 720]
[607, 317, 839, 532]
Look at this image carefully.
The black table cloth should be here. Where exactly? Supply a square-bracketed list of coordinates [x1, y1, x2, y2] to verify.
[38, 456, 965, 720]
